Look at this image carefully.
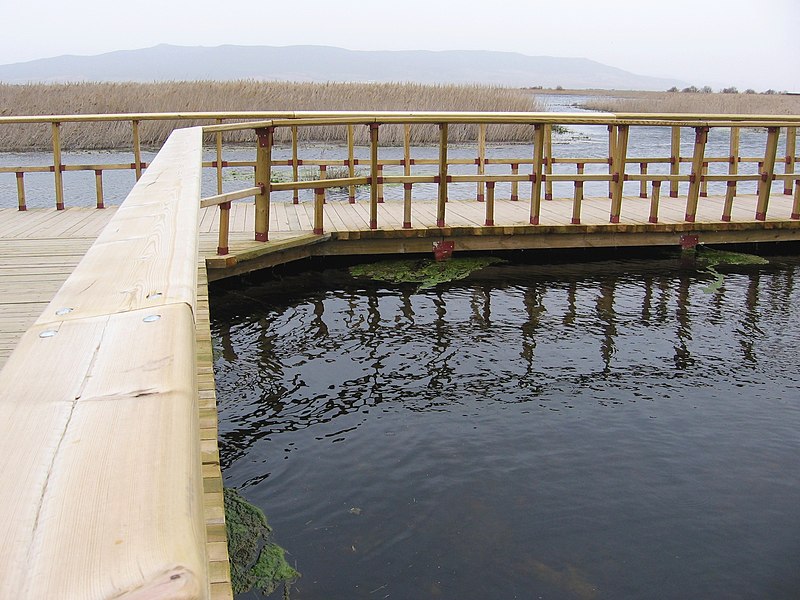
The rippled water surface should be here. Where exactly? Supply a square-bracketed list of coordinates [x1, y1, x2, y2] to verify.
[211, 251, 800, 599]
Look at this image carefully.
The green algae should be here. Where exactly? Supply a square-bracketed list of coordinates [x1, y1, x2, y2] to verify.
[692, 246, 769, 294]
[224, 487, 299, 596]
[349, 256, 504, 289]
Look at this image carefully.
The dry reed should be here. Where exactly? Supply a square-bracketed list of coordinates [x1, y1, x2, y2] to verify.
[0, 81, 542, 150]
[580, 90, 800, 115]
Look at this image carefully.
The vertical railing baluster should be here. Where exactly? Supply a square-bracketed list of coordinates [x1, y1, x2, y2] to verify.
[608, 125, 617, 199]
[670, 126, 681, 198]
[319, 164, 327, 204]
[347, 124, 356, 203]
[685, 126, 709, 222]
[572, 180, 583, 224]
[369, 123, 379, 229]
[485, 181, 495, 226]
[649, 180, 661, 223]
[700, 161, 709, 197]
[610, 125, 629, 223]
[94, 169, 105, 209]
[639, 162, 648, 198]
[132, 120, 142, 180]
[530, 124, 545, 225]
[576, 163, 585, 204]
[292, 125, 300, 204]
[784, 126, 796, 196]
[215, 119, 224, 195]
[403, 124, 412, 228]
[15, 172, 26, 211]
[217, 202, 231, 255]
[511, 163, 519, 200]
[544, 124, 553, 200]
[792, 178, 800, 219]
[728, 126, 740, 197]
[313, 188, 325, 234]
[52, 122, 64, 210]
[254, 126, 273, 241]
[436, 123, 448, 227]
[477, 123, 486, 202]
[377, 164, 384, 203]
[755, 126, 779, 221]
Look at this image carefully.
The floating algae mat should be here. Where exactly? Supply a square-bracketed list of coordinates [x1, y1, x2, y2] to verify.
[349, 256, 504, 289]
[224, 487, 299, 596]
[694, 246, 769, 294]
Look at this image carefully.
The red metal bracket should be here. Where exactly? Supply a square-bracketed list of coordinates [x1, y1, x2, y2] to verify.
[433, 240, 454, 261]
[680, 234, 699, 249]
[255, 127, 273, 148]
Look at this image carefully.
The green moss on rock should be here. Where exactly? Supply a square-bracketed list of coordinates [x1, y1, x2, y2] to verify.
[224, 487, 299, 596]
[350, 256, 504, 289]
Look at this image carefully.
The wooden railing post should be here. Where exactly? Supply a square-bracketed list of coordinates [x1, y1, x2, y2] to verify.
[15, 172, 26, 211]
[477, 123, 486, 202]
[403, 183, 413, 228]
[572, 180, 583, 224]
[576, 163, 585, 203]
[728, 126, 740, 197]
[132, 120, 143, 180]
[700, 161, 709, 197]
[369, 123, 379, 229]
[94, 169, 105, 209]
[217, 202, 231, 255]
[784, 126, 796, 195]
[347, 124, 356, 203]
[530, 124, 545, 225]
[314, 188, 325, 234]
[792, 178, 800, 220]
[485, 181, 495, 226]
[544, 124, 553, 200]
[511, 163, 519, 200]
[436, 123, 448, 227]
[685, 126, 709, 222]
[639, 162, 648, 198]
[52, 122, 64, 210]
[649, 180, 661, 223]
[377, 164, 384, 203]
[608, 125, 617, 199]
[215, 118, 224, 194]
[670, 125, 681, 198]
[292, 125, 300, 204]
[254, 126, 273, 241]
[610, 125, 629, 223]
[755, 126, 780, 221]
[722, 181, 735, 222]
[403, 124, 412, 228]
[319, 164, 327, 204]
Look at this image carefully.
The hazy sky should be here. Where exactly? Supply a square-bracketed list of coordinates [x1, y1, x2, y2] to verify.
[1, 0, 797, 91]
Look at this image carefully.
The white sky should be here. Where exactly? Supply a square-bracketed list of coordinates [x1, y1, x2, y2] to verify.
[0, 0, 797, 91]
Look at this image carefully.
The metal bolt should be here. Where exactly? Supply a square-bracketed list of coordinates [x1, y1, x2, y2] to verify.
[143, 315, 161, 323]
[55, 307, 73, 316]
[39, 330, 57, 338]
[147, 292, 163, 300]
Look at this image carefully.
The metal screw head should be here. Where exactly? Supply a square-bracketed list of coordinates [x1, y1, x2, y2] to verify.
[39, 330, 58, 338]
[143, 314, 161, 323]
[55, 307, 73, 316]
[147, 292, 163, 300]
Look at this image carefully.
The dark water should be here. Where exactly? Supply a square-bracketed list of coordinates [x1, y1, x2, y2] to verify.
[211, 250, 800, 600]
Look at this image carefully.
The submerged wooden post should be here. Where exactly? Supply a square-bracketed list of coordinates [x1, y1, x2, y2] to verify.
[437, 123, 448, 227]
[755, 126, 780, 221]
[15, 172, 26, 211]
[685, 126, 709, 222]
[511, 163, 519, 200]
[477, 123, 486, 202]
[544, 124, 553, 200]
[52, 122, 64, 210]
[784, 126, 796, 195]
[369, 123, 379, 229]
[649, 180, 661, 223]
[254, 126, 273, 242]
[94, 169, 105, 209]
[530, 124, 545, 225]
[292, 125, 300, 204]
[610, 125, 629, 223]
[670, 126, 681, 198]
[314, 188, 325, 234]
[728, 126, 740, 197]
[485, 181, 495, 226]
[132, 120, 143, 180]
[215, 119, 224, 194]
[403, 124, 412, 228]
[218, 202, 231, 255]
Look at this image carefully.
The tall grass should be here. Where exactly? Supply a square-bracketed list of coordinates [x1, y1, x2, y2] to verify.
[580, 90, 800, 115]
[0, 81, 542, 150]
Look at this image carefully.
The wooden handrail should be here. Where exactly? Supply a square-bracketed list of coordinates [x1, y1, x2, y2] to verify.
[0, 127, 208, 598]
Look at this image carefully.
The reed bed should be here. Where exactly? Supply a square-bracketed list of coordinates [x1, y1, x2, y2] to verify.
[580, 90, 800, 115]
[0, 81, 542, 150]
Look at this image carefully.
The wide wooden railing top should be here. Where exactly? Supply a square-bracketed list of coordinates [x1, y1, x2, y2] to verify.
[0, 127, 209, 598]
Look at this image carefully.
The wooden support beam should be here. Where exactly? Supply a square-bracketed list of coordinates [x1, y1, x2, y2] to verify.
[477, 123, 486, 202]
[610, 125, 629, 223]
[52, 122, 64, 210]
[755, 126, 780, 221]
[437, 123, 448, 227]
[370, 123, 379, 229]
[254, 126, 273, 242]
[670, 126, 681, 198]
[685, 126, 708, 222]
[530, 124, 545, 225]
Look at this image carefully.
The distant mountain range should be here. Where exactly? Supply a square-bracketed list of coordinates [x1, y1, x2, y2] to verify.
[0, 44, 686, 91]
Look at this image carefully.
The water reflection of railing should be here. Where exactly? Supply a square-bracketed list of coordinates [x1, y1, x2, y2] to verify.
[199, 112, 800, 254]
[215, 260, 795, 466]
